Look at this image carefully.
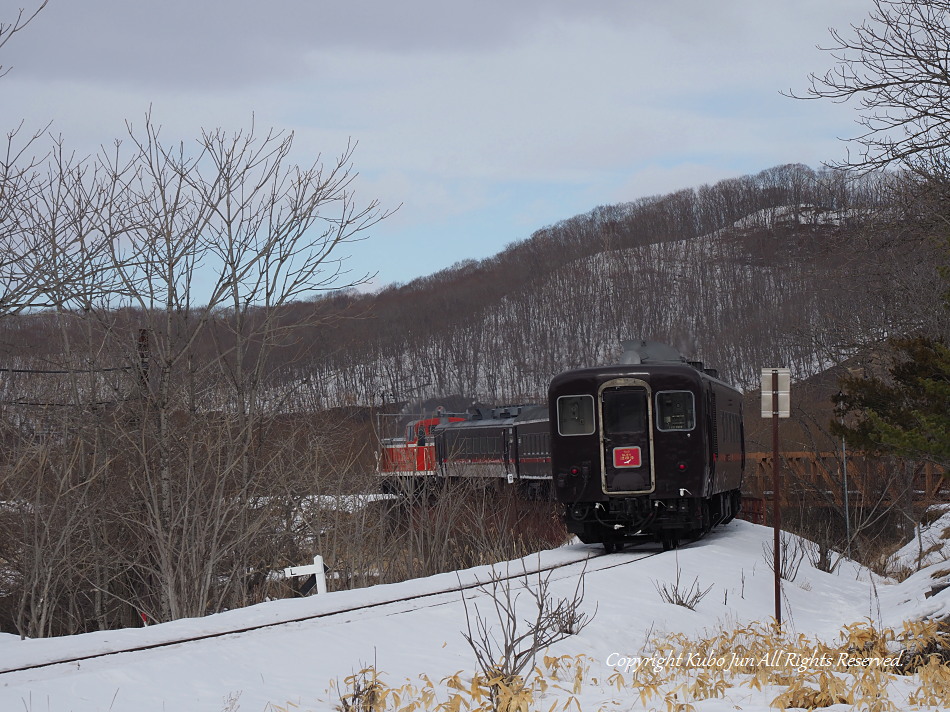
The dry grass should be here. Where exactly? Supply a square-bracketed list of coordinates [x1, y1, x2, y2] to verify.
[653, 566, 713, 610]
[317, 618, 950, 712]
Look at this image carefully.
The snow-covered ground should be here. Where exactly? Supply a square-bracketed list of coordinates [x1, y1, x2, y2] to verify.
[1, 518, 949, 712]
[892, 504, 950, 573]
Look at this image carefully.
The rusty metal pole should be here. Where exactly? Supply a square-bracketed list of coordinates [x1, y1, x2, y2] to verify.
[772, 370, 782, 628]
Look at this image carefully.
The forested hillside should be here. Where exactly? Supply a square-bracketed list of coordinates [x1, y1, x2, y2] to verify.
[4, 162, 939, 412]
[286, 163, 945, 409]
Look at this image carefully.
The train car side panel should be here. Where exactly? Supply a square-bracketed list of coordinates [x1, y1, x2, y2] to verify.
[512, 417, 551, 480]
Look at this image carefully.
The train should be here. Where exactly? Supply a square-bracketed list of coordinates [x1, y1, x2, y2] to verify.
[377, 404, 551, 496]
[377, 341, 744, 551]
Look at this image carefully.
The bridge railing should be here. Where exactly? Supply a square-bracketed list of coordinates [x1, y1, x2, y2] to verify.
[741, 452, 948, 515]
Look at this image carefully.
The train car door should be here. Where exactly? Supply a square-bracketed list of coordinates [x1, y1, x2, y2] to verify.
[598, 378, 655, 494]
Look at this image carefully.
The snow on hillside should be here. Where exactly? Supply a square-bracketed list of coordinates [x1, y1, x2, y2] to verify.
[291, 200, 872, 409]
[892, 503, 950, 573]
[731, 204, 855, 230]
[1, 519, 949, 712]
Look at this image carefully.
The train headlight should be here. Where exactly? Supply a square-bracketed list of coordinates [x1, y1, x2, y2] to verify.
[676, 461, 688, 473]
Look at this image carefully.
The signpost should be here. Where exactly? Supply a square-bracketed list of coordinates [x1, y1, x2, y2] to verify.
[761, 368, 790, 627]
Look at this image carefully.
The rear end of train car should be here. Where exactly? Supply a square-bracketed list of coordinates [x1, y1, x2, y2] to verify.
[549, 360, 743, 549]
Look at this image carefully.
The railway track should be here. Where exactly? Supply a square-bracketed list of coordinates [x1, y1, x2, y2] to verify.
[0, 544, 664, 678]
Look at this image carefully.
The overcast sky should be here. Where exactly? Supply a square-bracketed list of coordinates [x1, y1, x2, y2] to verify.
[1, 0, 872, 291]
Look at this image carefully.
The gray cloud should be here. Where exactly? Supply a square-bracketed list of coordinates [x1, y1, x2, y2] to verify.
[7, 0, 851, 88]
[6, 0, 637, 87]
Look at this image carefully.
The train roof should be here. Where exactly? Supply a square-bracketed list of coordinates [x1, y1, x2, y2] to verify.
[549, 361, 742, 395]
[436, 403, 547, 431]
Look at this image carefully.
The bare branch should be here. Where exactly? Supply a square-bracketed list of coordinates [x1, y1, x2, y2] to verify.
[792, 0, 950, 174]
[459, 562, 595, 707]
[0, 1, 48, 78]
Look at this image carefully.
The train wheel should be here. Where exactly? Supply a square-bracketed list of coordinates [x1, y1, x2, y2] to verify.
[603, 541, 617, 554]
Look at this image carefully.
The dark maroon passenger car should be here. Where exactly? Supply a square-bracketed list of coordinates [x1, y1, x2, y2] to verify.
[549, 341, 744, 552]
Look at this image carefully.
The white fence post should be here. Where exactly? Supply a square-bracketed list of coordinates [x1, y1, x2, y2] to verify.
[283, 554, 328, 595]
[313, 555, 327, 595]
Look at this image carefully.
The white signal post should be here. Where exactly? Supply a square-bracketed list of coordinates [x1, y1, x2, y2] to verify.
[761, 368, 791, 628]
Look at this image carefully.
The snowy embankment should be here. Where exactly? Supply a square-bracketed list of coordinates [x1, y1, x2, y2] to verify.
[1, 518, 948, 712]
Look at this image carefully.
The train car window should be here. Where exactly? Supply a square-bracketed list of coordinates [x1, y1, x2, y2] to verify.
[557, 395, 595, 436]
[656, 391, 696, 431]
[602, 389, 647, 434]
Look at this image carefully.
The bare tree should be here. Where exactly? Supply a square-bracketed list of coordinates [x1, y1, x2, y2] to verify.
[0, 1, 403, 633]
[797, 0, 950, 176]
[87, 116, 388, 621]
[0, 112, 391, 632]
[0, 124, 54, 316]
[0, 3, 48, 309]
